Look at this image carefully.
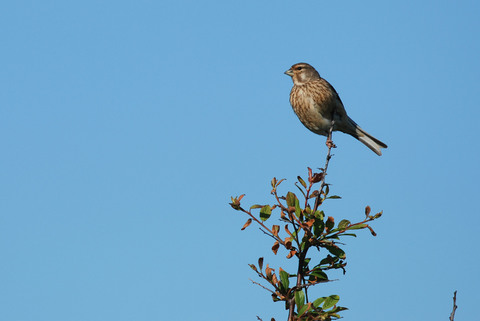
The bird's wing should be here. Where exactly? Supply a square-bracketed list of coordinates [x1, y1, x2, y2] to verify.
[322, 79, 348, 118]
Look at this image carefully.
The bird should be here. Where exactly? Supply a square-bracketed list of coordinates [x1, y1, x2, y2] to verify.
[285, 62, 387, 156]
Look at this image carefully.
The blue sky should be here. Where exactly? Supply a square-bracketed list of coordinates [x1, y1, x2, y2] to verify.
[1, 1, 479, 320]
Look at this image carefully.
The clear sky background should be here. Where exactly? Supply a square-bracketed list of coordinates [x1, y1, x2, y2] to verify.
[1, 1, 479, 320]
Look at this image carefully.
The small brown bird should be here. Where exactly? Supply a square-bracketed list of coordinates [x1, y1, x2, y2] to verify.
[285, 63, 387, 156]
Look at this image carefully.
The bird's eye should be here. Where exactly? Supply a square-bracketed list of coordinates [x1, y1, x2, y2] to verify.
[296, 67, 303, 71]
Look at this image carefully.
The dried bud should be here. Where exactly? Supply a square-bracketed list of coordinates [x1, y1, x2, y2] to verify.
[284, 237, 292, 249]
[271, 177, 277, 188]
[365, 205, 371, 216]
[286, 250, 297, 259]
[367, 225, 377, 236]
[241, 218, 252, 230]
[272, 225, 280, 236]
[374, 211, 383, 219]
[265, 264, 272, 278]
[271, 273, 278, 286]
[258, 257, 264, 271]
[272, 241, 280, 255]
[311, 172, 325, 183]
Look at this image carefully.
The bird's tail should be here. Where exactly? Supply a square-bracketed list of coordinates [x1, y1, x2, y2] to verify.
[346, 117, 388, 156]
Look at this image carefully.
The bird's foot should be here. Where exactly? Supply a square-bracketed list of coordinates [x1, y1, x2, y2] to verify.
[326, 139, 337, 149]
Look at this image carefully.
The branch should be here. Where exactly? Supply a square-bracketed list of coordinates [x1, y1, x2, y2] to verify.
[449, 291, 458, 321]
[288, 246, 309, 321]
[288, 120, 336, 321]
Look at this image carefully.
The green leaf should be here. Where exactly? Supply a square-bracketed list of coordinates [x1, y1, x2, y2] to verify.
[250, 204, 264, 210]
[309, 190, 319, 199]
[313, 219, 324, 237]
[286, 192, 297, 207]
[290, 229, 298, 240]
[295, 183, 306, 198]
[347, 223, 368, 230]
[310, 268, 328, 281]
[260, 205, 272, 221]
[279, 270, 289, 290]
[327, 195, 341, 199]
[297, 304, 310, 316]
[303, 258, 311, 267]
[337, 219, 350, 230]
[325, 217, 334, 232]
[324, 244, 346, 259]
[297, 176, 307, 188]
[328, 306, 348, 313]
[323, 295, 340, 310]
[313, 297, 326, 308]
[295, 290, 305, 310]
[319, 256, 337, 266]
[295, 198, 302, 218]
[300, 241, 308, 251]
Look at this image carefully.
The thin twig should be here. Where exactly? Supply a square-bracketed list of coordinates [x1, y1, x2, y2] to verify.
[250, 279, 275, 294]
[258, 227, 277, 239]
[313, 120, 335, 212]
[303, 276, 309, 303]
[320, 217, 375, 241]
[239, 207, 285, 246]
[258, 227, 299, 254]
[449, 291, 458, 321]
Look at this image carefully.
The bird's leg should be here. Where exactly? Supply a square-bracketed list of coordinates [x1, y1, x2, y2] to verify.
[325, 120, 336, 148]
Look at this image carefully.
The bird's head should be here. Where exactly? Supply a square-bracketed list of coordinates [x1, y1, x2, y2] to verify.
[284, 63, 321, 85]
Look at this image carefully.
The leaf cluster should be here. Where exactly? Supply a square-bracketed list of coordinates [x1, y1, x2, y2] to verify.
[230, 168, 382, 320]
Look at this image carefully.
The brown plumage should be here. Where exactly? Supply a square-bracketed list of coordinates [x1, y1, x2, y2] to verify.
[285, 62, 387, 156]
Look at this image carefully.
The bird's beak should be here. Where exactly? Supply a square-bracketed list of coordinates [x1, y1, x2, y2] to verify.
[284, 69, 294, 77]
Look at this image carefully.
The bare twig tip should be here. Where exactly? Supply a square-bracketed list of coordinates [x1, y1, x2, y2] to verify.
[449, 290, 458, 321]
